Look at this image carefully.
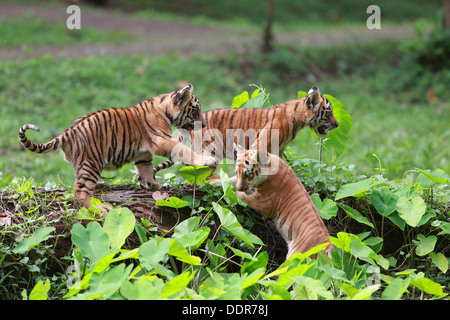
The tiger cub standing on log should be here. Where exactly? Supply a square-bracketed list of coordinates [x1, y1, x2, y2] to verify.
[153, 86, 339, 176]
[19, 84, 214, 215]
[233, 143, 334, 259]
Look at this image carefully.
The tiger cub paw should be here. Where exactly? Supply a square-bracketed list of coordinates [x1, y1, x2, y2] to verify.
[137, 175, 161, 190]
[201, 155, 216, 167]
[96, 204, 111, 218]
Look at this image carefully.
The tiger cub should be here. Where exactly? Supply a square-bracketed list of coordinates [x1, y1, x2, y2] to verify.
[19, 84, 214, 215]
[153, 86, 339, 176]
[233, 143, 333, 259]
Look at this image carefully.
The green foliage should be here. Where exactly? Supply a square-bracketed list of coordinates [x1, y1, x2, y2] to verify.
[0, 14, 131, 49]
[2, 75, 448, 301]
[298, 91, 353, 161]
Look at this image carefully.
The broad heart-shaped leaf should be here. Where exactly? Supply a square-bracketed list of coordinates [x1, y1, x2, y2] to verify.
[231, 89, 265, 109]
[410, 277, 445, 298]
[396, 195, 427, 227]
[220, 169, 246, 206]
[311, 194, 338, 220]
[172, 217, 210, 249]
[299, 91, 353, 160]
[414, 234, 437, 256]
[71, 222, 111, 263]
[416, 168, 450, 184]
[168, 239, 202, 265]
[155, 196, 189, 209]
[212, 202, 255, 247]
[335, 177, 376, 201]
[320, 94, 353, 160]
[231, 90, 250, 109]
[162, 271, 195, 299]
[338, 203, 374, 228]
[241, 91, 266, 109]
[120, 278, 163, 300]
[76, 263, 133, 300]
[370, 187, 399, 216]
[12, 227, 55, 254]
[429, 252, 448, 273]
[29, 279, 51, 300]
[178, 166, 212, 185]
[103, 207, 136, 250]
[138, 237, 175, 279]
[382, 277, 411, 300]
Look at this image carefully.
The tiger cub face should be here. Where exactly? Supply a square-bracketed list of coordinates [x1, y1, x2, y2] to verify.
[306, 86, 339, 137]
[172, 84, 206, 132]
[234, 143, 270, 195]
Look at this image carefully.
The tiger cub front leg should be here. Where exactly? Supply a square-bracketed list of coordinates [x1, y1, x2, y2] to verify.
[74, 162, 111, 216]
[156, 138, 215, 167]
[135, 157, 161, 190]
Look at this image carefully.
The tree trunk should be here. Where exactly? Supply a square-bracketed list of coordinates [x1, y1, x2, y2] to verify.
[262, 0, 275, 53]
[444, 0, 450, 29]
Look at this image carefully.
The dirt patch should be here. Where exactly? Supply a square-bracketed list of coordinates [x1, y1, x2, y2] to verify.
[0, 2, 415, 60]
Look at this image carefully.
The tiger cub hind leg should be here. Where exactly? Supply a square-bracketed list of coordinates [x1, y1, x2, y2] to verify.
[73, 161, 111, 217]
[134, 157, 161, 190]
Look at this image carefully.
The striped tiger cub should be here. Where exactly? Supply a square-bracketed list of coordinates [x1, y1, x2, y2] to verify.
[153, 86, 339, 176]
[233, 143, 334, 259]
[19, 84, 214, 215]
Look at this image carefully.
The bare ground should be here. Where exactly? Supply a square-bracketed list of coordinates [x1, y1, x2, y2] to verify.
[0, 2, 415, 60]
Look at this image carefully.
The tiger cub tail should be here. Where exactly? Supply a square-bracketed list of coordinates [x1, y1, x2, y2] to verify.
[153, 159, 174, 177]
[19, 124, 66, 154]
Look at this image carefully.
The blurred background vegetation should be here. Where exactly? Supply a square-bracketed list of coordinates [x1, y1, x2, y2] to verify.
[0, 0, 448, 188]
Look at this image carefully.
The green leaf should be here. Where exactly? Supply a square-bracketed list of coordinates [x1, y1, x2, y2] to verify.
[212, 202, 254, 247]
[416, 168, 449, 184]
[120, 278, 163, 300]
[410, 277, 446, 298]
[335, 177, 376, 200]
[396, 195, 427, 227]
[178, 166, 212, 185]
[77, 264, 133, 300]
[219, 169, 246, 205]
[429, 252, 448, 273]
[438, 222, 450, 235]
[71, 222, 111, 263]
[241, 91, 266, 109]
[173, 217, 210, 249]
[103, 207, 136, 250]
[29, 279, 51, 300]
[139, 237, 170, 266]
[231, 90, 250, 108]
[382, 277, 411, 300]
[370, 187, 399, 216]
[240, 267, 266, 290]
[155, 196, 189, 209]
[226, 244, 258, 261]
[241, 251, 269, 275]
[168, 239, 202, 265]
[351, 284, 381, 300]
[13, 227, 55, 254]
[291, 275, 334, 300]
[162, 271, 195, 299]
[311, 194, 338, 220]
[414, 234, 437, 256]
[338, 203, 374, 228]
[317, 94, 353, 160]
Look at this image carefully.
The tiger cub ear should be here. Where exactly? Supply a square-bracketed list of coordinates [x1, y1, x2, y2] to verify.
[307, 86, 321, 111]
[175, 83, 194, 107]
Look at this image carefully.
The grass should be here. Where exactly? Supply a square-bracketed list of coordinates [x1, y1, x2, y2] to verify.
[0, 14, 131, 49]
[113, 0, 442, 27]
[1, 37, 449, 187]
